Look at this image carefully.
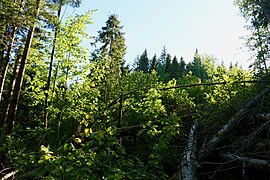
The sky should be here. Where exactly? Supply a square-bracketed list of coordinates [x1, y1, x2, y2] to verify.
[64, 0, 252, 69]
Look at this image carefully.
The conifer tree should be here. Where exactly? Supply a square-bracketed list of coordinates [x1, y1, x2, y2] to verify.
[157, 46, 167, 80]
[165, 53, 172, 74]
[170, 56, 179, 79]
[190, 49, 207, 82]
[92, 14, 126, 76]
[4, 0, 43, 136]
[134, 49, 149, 73]
[149, 54, 158, 72]
[179, 57, 186, 78]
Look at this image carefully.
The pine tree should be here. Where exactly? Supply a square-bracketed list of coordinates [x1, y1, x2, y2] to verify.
[165, 53, 172, 74]
[157, 46, 167, 80]
[170, 56, 179, 79]
[134, 49, 149, 73]
[92, 14, 126, 76]
[149, 54, 158, 72]
[179, 57, 186, 78]
[159, 46, 167, 65]
[4, 0, 43, 136]
[190, 49, 207, 82]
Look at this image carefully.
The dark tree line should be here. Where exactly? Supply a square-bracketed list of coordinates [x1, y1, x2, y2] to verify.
[133, 47, 209, 83]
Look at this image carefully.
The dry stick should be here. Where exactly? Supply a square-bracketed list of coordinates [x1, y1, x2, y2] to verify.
[197, 88, 269, 162]
[241, 117, 270, 150]
[1, 170, 18, 180]
[219, 152, 270, 171]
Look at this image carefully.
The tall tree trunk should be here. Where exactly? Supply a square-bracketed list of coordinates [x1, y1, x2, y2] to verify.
[257, 28, 268, 74]
[0, 46, 21, 127]
[0, 26, 17, 102]
[3, 0, 42, 136]
[43, 0, 62, 129]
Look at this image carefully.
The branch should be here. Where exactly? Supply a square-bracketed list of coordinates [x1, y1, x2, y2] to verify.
[159, 80, 270, 91]
[1, 170, 18, 180]
[219, 152, 270, 171]
[198, 88, 269, 161]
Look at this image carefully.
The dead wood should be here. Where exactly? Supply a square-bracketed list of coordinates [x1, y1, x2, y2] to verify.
[1, 170, 18, 180]
[219, 152, 270, 172]
[176, 123, 198, 180]
[198, 88, 269, 162]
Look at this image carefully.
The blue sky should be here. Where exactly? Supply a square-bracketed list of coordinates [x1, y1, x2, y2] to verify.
[64, 0, 251, 68]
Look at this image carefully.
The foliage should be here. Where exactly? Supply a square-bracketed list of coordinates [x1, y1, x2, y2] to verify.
[235, 0, 270, 75]
[0, 3, 264, 179]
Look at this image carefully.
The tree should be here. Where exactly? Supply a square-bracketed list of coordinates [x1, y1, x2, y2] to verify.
[235, 0, 270, 74]
[157, 46, 167, 81]
[179, 57, 186, 78]
[4, 0, 43, 136]
[190, 49, 208, 82]
[159, 46, 167, 66]
[165, 53, 172, 74]
[43, 0, 63, 129]
[149, 54, 158, 72]
[92, 14, 126, 76]
[0, 0, 24, 102]
[170, 56, 179, 80]
[134, 49, 149, 73]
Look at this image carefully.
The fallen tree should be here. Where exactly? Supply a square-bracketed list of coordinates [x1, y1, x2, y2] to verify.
[198, 88, 269, 162]
[219, 152, 270, 172]
[176, 123, 198, 180]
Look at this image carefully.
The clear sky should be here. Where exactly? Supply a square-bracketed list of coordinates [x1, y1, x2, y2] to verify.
[64, 0, 251, 69]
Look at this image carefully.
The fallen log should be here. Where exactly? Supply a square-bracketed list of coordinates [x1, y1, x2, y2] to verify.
[198, 88, 269, 162]
[176, 123, 198, 180]
[1, 170, 18, 180]
[219, 152, 270, 172]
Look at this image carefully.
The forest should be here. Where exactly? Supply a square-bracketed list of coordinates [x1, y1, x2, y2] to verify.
[0, 0, 270, 179]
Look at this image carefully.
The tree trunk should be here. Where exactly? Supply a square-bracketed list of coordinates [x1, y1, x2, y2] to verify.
[0, 26, 17, 102]
[176, 123, 198, 180]
[0, 46, 21, 127]
[3, 0, 42, 136]
[43, 0, 62, 129]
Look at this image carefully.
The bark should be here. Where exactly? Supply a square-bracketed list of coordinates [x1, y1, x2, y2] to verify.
[176, 123, 198, 180]
[3, 0, 42, 136]
[0, 46, 21, 127]
[198, 88, 269, 162]
[219, 152, 270, 172]
[43, 0, 62, 129]
[0, 26, 17, 102]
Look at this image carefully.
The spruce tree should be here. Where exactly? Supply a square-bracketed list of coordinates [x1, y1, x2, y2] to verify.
[170, 56, 179, 79]
[190, 49, 207, 82]
[149, 54, 158, 72]
[165, 53, 172, 74]
[92, 14, 126, 76]
[179, 57, 186, 78]
[134, 49, 149, 73]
